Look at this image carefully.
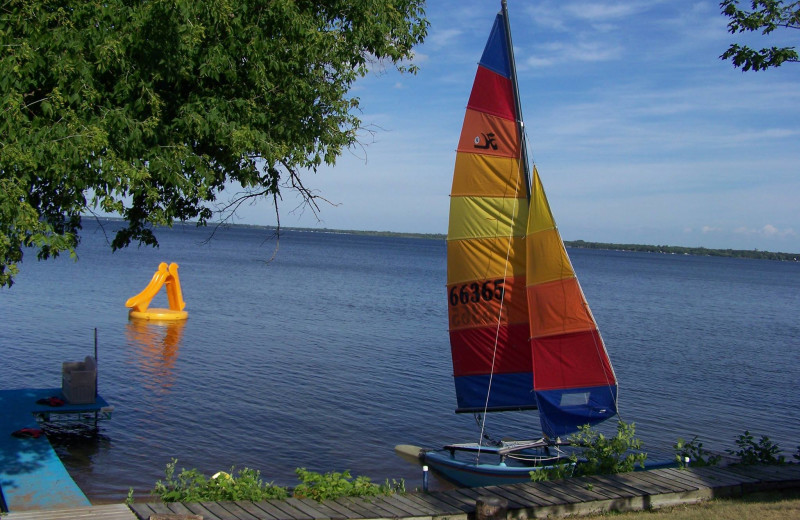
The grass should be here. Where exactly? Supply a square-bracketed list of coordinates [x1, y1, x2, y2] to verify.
[579, 490, 800, 519]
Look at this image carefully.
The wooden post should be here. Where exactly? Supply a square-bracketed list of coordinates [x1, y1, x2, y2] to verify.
[476, 496, 508, 520]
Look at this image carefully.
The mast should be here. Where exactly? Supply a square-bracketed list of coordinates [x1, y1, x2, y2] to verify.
[501, 0, 531, 200]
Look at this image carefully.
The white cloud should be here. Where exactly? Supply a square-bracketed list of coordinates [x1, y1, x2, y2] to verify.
[426, 28, 462, 50]
[734, 225, 797, 238]
[564, 2, 646, 21]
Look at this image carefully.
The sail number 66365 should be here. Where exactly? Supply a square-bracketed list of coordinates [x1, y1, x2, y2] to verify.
[449, 279, 505, 306]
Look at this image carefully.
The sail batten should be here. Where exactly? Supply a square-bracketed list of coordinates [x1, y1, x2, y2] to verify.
[447, 3, 618, 434]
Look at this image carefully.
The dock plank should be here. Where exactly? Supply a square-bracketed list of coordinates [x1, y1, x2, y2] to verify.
[167, 502, 206, 517]
[261, 499, 313, 520]
[479, 485, 537, 509]
[690, 466, 759, 485]
[656, 468, 713, 488]
[145, 502, 174, 516]
[330, 498, 392, 519]
[504, 482, 563, 506]
[202, 500, 244, 519]
[282, 498, 333, 520]
[377, 494, 435, 516]
[217, 501, 263, 520]
[348, 496, 416, 518]
[314, 499, 364, 519]
[725, 464, 800, 482]
[604, 472, 668, 495]
[351, 496, 417, 518]
[290, 498, 349, 520]
[128, 503, 155, 520]
[423, 491, 475, 512]
[578, 476, 637, 499]
[400, 492, 467, 515]
[509, 482, 570, 506]
[631, 470, 697, 493]
[4, 504, 136, 520]
[183, 501, 224, 520]
[531, 480, 593, 504]
[548, 478, 611, 502]
[232, 501, 285, 520]
[460, 486, 525, 509]
[583, 474, 652, 497]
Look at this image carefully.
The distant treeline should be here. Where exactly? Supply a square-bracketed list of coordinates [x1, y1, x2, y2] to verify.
[564, 240, 799, 262]
[97, 219, 797, 261]
[284, 228, 798, 261]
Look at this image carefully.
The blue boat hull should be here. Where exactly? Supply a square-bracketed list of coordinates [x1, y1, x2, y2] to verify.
[423, 450, 557, 488]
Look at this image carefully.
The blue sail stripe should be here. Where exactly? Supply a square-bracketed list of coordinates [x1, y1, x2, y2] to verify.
[478, 14, 511, 79]
[535, 385, 619, 439]
[453, 373, 538, 412]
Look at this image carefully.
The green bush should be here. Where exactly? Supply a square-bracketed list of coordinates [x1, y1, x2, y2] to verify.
[727, 431, 785, 465]
[529, 462, 574, 482]
[570, 421, 647, 477]
[529, 421, 647, 482]
[152, 459, 289, 502]
[673, 436, 721, 468]
[293, 468, 404, 502]
[149, 460, 405, 503]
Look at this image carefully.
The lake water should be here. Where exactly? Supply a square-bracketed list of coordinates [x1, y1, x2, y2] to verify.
[1, 221, 798, 502]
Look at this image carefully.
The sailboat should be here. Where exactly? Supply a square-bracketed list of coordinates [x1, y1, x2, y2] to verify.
[396, 1, 619, 487]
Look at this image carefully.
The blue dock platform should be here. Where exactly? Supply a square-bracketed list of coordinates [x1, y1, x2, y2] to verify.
[0, 388, 112, 512]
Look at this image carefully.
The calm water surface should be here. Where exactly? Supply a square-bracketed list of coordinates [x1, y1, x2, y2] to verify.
[1, 221, 798, 501]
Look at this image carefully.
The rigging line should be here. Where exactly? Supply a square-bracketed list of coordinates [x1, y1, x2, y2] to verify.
[476, 148, 525, 461]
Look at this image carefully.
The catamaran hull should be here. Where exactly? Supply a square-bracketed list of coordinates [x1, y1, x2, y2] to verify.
[422, 450, 560, 488]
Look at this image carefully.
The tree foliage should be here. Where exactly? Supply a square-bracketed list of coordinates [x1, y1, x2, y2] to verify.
[720, 0, 800, 70]
[0, 0, 428, 287]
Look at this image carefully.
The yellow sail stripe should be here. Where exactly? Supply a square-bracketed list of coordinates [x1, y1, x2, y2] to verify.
[448, 196, 527, 241]
[451, 153, 525, 198]
[527, 166, 556, 234]
[447, 236, 526, 285]
[526, 229, 574, 285]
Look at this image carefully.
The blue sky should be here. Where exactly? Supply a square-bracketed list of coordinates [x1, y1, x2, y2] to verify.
[235, 0, 799, 252]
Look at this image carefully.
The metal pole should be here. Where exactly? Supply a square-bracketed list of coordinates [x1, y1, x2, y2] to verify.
[501, 0, 532, 200]
[94, 327, 98, 398]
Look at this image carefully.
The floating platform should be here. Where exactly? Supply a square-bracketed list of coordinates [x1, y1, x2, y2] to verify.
[126, 262, 188, 321]
[0, 388, 112, 512]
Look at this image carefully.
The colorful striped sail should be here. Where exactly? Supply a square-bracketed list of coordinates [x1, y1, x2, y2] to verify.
[447, 12, 534, 413]
[526, 166, 618, 438]
[447, 4, 618, 437]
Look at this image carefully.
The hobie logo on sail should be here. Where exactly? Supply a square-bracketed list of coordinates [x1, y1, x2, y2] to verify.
[473, 132, 497, 150]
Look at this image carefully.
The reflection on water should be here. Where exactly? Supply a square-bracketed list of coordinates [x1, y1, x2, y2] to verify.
[45, 423, 112, 471]
[125, 319, 185, 395]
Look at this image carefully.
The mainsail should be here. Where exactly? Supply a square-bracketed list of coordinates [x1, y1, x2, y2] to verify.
[447, 11, 534, 413]
[447, 2, 618, 439]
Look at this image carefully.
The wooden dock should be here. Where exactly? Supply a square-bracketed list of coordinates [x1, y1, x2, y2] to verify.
[120, 464, 800, 520]
[2, 464, 797, 520]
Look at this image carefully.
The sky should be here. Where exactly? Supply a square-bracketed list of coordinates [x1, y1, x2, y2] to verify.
[233, 0, 800, 252]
